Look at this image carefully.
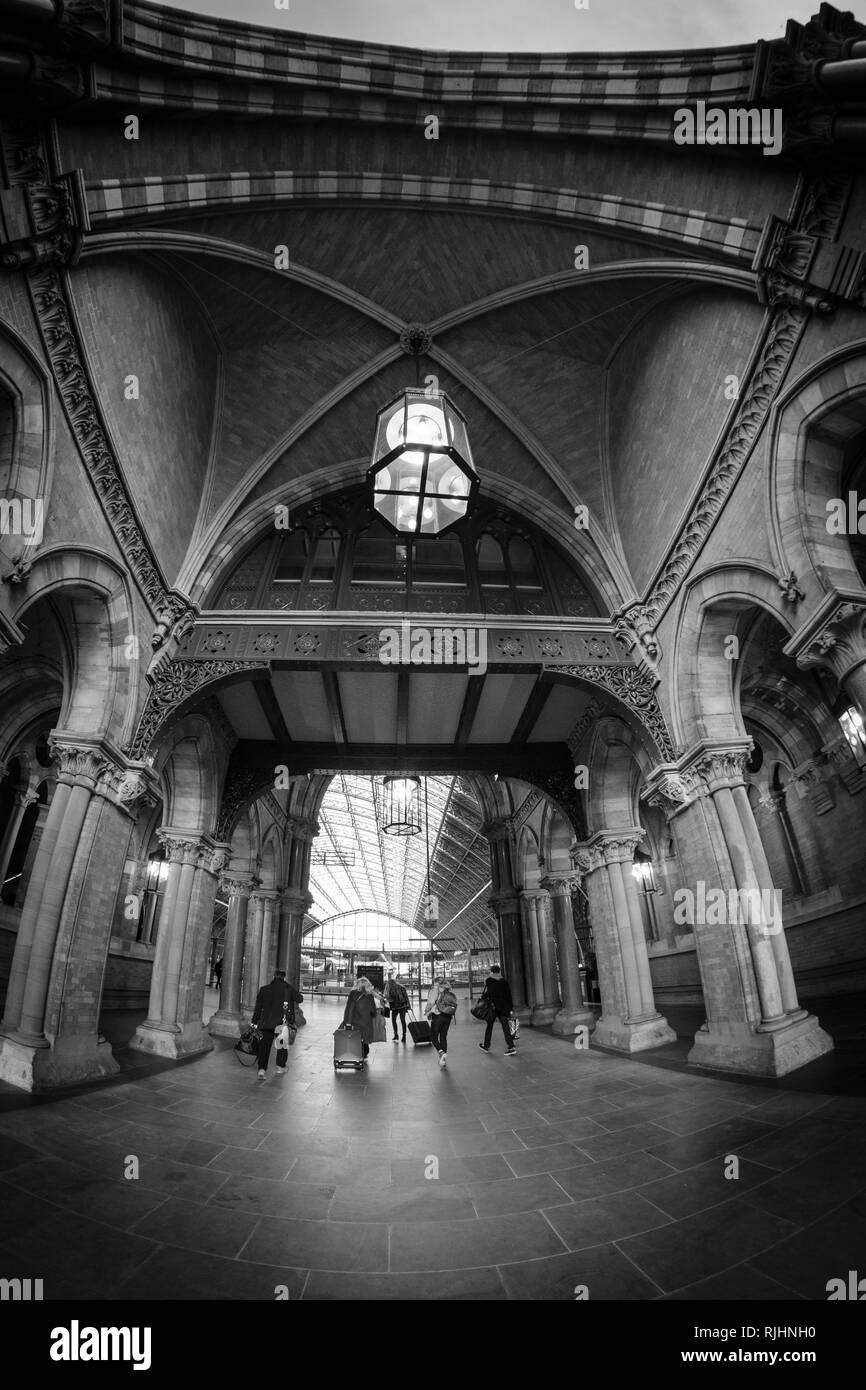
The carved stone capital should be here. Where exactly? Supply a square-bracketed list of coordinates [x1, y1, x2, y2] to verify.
[157, 831, 203, 866]
[588, 828, 645, 865]
[643, 766, 706, 820]
[788, 595, 866, 684]
[540, 873, 582, 898]
[220, 874, 256, 898]
[287, 816, 318, 843]
[692, 745, 752, 794]
[571, 842, 604, 875]
[481, 818, 512, 844]
[48, 736, 107, 786]
[206, 846, 231, 878]
[281, 889, 313, 916]
[150, 599, 198, 657]
[488, 891, 520, 916]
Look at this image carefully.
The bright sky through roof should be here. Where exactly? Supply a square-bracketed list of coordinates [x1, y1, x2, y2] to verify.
[154, 0, 806, 52]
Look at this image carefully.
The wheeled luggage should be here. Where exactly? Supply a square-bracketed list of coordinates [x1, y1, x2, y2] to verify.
[407, 1008, 433, 1046]
[334, 1025, 365, 1069]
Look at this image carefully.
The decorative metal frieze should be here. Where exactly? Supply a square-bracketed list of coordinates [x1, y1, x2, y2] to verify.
[510, 787, 544, 832]
[566, 696, 603, 757]
[125, 659, 268, 760]
[644, 306, 806, 626]
[553, 663, 675, 761]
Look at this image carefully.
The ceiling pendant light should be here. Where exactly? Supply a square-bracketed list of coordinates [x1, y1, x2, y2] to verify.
[368, 387, 479, 536]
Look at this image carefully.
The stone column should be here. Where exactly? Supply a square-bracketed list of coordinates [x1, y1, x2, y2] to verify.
[531, 890, 560, 1026]
[574, 832, 675, 1054]
[519, 891, 545, 1021]
[1, 740, 104, 1050]
[0, 787, 38, 890]
[542, 873, 597, 1036]
[258, 892, 279, 987]
[171, 843, 226, 1057]
[241, 891, 267, 1018]
[278, 890, 312, 990]
[488, 890, 527, 1016]
[791, 595, 866, 724]
[208, 875, 253, 1037]
[645, 744, 832, 1077]
[0, 745, 158, 1091]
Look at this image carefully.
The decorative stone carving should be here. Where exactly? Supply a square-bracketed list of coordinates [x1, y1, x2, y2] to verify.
[48, 739, 108, 784]
[778, 570, 805, 604]
[0, 120, 190, 628]
[694, 747, 752, 791]
[125, 659, 268, 760]
[793, 599, 866, 682]
[571, 844, 605, 875]
[208, 847, 230, 876]
[399, 324, 433, 356]
[645, 306, 806, 625]
[509, 788, 544, 832]
[541, 873, 582, 898]
[220, 874, 256, 897]
[613, 603, 660, 667]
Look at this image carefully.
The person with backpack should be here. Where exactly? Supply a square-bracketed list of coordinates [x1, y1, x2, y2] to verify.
[477, 964, 516, 1055]
[425, 973, 458, 1068]
[383, 970, 410, 1042]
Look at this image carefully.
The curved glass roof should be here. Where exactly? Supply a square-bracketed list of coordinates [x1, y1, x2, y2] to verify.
[307, 773, 498, 949]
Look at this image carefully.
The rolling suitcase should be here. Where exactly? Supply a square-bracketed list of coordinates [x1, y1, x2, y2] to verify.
[407, 1008, 433, 1047]
[334, 1025, 365, 1070]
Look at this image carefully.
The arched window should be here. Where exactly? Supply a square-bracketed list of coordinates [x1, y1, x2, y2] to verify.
[413, 533, 466, 588]
[310, 528, 341, 584]
[477, 533, 508, 588]
[273, 529, 311, 586]
[352, 521, 405, 587]
[509, 536, 542, 590]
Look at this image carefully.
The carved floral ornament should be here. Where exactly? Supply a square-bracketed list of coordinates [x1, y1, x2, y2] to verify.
[794, 601, 866, 680]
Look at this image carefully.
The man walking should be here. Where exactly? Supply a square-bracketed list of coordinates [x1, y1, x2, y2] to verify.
[425, 973, 458, 1068]
[477, 964, 516, 1055]
[251, 967, 303, 1077]
[383, 970, 410, 1042]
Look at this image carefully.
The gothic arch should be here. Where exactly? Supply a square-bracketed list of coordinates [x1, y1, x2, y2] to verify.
[10, 547, 139, 747]
[155, 714, 221, 836]
[769, 345, 866, 603]
[586, 715, 651, 833]
[668, 561, 796, 747]
[0, 321, 52, 580]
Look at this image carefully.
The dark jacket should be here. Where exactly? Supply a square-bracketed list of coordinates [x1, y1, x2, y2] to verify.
[384, 980, 409, 1010]
[481, 975, 512, 1016]
[343, 988, 377, 1043]
[252, 977, 303, 1030]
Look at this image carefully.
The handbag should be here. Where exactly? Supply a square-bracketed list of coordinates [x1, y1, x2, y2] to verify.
[234, 1023, 261, 1066]
[372, 1011, 388, 1043]
[471, 997, 495, 1022]
[509, 1014, 521, 1042]
[381, 1005, 391, 1018]
[294, 1005, 307, 1027]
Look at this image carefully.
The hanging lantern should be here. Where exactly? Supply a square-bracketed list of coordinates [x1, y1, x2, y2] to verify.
[368, 387, 478, 536]
[381, 775, 422, 836]
[840, 706, 866, 766]
[631, 850, 656, 893]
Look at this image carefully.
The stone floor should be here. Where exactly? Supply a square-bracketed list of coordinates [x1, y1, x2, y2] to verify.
[1, 993, 865, 1301]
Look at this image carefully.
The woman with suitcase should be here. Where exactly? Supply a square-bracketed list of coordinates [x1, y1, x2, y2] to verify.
[340, 975, 379, 1059]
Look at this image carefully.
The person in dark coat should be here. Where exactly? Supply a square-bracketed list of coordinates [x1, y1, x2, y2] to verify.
[252, 968, 303, 1077]
[213, 957, 223, 989]
[477, 964, 516, 1054]
[383, 970, 410, 1042]
[342, 976, 378, 1057]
